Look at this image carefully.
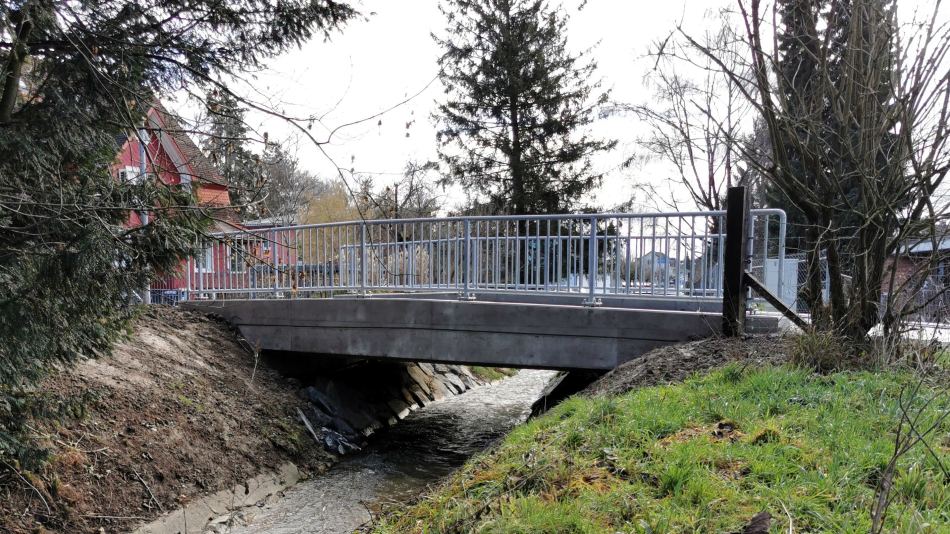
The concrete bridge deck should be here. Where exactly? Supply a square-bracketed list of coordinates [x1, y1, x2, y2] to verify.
[185, 297, 781, 370]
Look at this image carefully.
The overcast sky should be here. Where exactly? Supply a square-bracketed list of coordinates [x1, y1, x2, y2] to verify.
[181, 0, 937, 213]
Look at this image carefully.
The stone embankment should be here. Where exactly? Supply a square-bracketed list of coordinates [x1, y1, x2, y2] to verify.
[299, 362, 495, 454]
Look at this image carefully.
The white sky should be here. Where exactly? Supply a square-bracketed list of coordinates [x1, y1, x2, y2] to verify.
[177, 0, 939, 213]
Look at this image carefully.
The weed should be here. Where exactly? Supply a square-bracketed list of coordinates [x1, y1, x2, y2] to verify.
[658, 461, 692, 497]
[791, 330, 847, 372]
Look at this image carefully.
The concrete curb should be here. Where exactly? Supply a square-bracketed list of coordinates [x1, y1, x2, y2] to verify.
[132, 463, 303, 534]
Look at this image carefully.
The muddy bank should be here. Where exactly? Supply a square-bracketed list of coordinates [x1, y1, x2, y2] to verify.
[0, 306, 505, 534]
[582, 333, 795, 396]
[0, 306, 330, 534]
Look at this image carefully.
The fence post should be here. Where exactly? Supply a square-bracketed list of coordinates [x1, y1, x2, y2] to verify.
[583, 216, 601, 307]
[777, 211, 787, 305]
[271, 230, 278, 298]
[360, 222, 367, 296]
[461, 218, 473, 300]
[723, 186, 750, 336]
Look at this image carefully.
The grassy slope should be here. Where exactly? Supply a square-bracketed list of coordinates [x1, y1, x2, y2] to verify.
[369, 365, 949, 533]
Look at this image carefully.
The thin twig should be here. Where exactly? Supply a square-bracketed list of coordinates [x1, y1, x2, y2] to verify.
[133, 469, 164, 513]
[1, 460, 51, 516]
[781, 501, 794, 534]
[242, 342, 262, 403]
[54, 440, 109, 454]
[85, 514, 147, 520]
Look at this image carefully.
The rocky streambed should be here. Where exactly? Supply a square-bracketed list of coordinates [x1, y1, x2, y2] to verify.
[293, 359, 503, 454]
[214, 369, 558, 534]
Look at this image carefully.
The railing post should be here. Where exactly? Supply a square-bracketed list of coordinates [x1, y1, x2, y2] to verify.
[777, 211, 786, 305]
[460, 218, 474, 300]
[723, 186, 750, 336]
[271, 230, 278, 298]
[360, 222, 367, 297]
[583, 216, 601, 307]
[199, 244, 205, 297]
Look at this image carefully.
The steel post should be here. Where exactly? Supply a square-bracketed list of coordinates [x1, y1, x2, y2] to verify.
[360, 223, 367, 297]
[461, 218, 473, 300]
[271, 230, 278, 298]
[777, 211, 786, 305]
[584, 216, 601, 307]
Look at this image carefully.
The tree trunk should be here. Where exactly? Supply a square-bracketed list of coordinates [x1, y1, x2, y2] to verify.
[802, 226, 828, 328]
[0, 9, 34, 124]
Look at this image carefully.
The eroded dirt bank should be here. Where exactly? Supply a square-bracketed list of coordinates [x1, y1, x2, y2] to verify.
[0, 305, 509, 534]
[1, 306, 333, 534]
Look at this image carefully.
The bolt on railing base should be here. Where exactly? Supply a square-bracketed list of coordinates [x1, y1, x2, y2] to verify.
[457, 293, 476, 301]
[582, 298, 602, 308]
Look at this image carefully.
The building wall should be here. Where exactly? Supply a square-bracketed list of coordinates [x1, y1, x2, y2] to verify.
[115, 114, 237, 297]
[882, 256, 927, 296]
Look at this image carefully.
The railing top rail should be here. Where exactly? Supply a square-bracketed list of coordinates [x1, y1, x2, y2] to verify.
[211, 209, 783, 238]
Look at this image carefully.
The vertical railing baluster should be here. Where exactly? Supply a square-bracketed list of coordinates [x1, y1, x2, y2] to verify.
[461, 218, 472, 300]
[360, 222, 367, 296]
[584, 215, 599, 306]
[777, 212, 787, 305]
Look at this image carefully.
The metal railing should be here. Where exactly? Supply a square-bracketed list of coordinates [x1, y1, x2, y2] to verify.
[184, 210, 787, 305]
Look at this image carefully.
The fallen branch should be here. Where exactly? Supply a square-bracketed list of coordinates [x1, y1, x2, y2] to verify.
[133, 469, 164, 513]
[296, 407, 322, 444]
[1, 460, 51, 516]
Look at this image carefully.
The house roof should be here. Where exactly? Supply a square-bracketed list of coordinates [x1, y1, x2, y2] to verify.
[241, 217, 299, 229]
[901, 237, 950, 255]
[148, 101, 229, 188]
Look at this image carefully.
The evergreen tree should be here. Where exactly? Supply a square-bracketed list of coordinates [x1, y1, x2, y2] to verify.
[0, 0, 355, 465]
[760, 0, 903, 253]
[433, 0, 615, 215]
[203, 90, 260, 209]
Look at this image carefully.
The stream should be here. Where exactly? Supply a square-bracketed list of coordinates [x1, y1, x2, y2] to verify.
[225, 369, 557, 534]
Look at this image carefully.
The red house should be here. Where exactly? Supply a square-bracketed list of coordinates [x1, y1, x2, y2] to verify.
[115, 102, 237, 302]
[116, 102, 307, 302]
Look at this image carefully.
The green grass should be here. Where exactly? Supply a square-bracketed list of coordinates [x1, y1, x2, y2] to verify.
[470, 366, 519, 382]
[369, 365, 950, 533]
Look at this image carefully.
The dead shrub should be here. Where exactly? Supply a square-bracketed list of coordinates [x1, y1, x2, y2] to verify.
[791, 330, 849, 372]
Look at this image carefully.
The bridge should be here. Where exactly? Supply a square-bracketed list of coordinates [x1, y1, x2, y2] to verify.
[181, 192, 794, 370]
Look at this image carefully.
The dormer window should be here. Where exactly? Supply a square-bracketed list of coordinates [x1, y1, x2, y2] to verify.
[118, 166, 151, 183]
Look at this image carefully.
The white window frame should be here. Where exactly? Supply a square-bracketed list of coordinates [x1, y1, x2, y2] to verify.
[194, 247, 214, 273]
[228, 246, 247, 274]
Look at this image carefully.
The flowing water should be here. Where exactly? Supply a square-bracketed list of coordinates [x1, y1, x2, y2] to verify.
[225, 369, 557, 534]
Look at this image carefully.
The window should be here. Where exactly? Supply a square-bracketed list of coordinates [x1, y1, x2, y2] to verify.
[119, 166, 144, 182]
[229, 246, 247, 274]
[194, 247, 214, 273]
